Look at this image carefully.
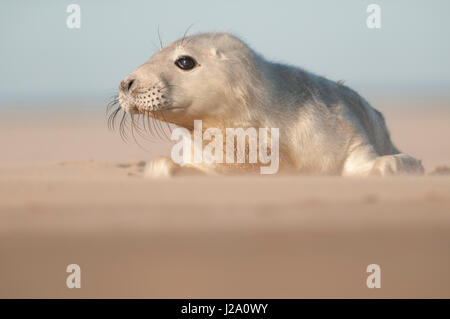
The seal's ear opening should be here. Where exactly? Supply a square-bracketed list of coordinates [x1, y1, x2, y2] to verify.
[209, 48, 226, 60]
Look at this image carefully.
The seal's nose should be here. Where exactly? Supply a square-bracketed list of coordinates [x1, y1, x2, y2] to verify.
[119, 78, 136, 93]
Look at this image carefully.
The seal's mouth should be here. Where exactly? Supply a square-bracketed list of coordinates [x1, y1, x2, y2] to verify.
[117, 93, 141, 114]
[117, 83, 182, 113]
[107, 93, 174, 143]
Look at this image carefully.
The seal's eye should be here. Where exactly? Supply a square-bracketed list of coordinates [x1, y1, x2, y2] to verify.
[175, 56, 197, 71]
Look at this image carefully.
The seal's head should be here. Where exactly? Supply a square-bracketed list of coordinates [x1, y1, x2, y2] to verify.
[115, 32, 266, 129]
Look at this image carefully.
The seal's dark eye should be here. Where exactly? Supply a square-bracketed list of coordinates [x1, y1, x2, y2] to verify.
[175, 56, 197, 71]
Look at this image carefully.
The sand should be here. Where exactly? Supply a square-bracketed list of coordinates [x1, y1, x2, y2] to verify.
[1, 99, 450, 298]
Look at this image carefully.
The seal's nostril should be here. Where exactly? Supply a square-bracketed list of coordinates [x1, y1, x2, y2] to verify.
[127, 79, 135, 91]
[120, 78, 136, 93]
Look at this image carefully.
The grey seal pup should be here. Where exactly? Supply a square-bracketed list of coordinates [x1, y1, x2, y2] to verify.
[111, 32, 424, 177]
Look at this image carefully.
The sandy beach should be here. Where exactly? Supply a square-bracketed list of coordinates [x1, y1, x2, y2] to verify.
[1, 99, 450, 298]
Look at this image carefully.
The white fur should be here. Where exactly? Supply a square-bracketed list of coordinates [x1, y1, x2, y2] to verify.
[118, 32, 424, 177]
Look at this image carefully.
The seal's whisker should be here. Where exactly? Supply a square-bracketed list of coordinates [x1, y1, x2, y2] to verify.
[150, 40, 160, 53]
[107, 106, 121, 131]
[119, 111, 128, 142]
[157, 26, 163, 49]
[106, 94, 121, 132]
[130, 114, 151, 151]
[132, 113, 157, 143]
[155, 112, 169, 141]
[118, 111, 126, 141]
[141, 111, 151, 136]
[107, 94, 119, 104]
[144, 109, 162, 141]
[156, 113, 171, 141]
[145, 110, 158, 139]
[180, 23, 196, 47]
[150, 110, 165, 140]
[153, 110, 168, 140]
[157, 110, 173, 141]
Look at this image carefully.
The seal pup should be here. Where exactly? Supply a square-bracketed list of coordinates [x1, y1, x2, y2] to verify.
[112, 32, 424, 177]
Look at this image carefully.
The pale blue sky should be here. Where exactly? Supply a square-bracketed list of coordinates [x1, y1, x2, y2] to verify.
[1, 0, 449, 105]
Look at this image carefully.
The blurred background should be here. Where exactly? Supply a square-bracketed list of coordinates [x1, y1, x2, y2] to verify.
[0, 0, 449, 167]
[2, 1, 450, 299]
[1, 0, 450, 106]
